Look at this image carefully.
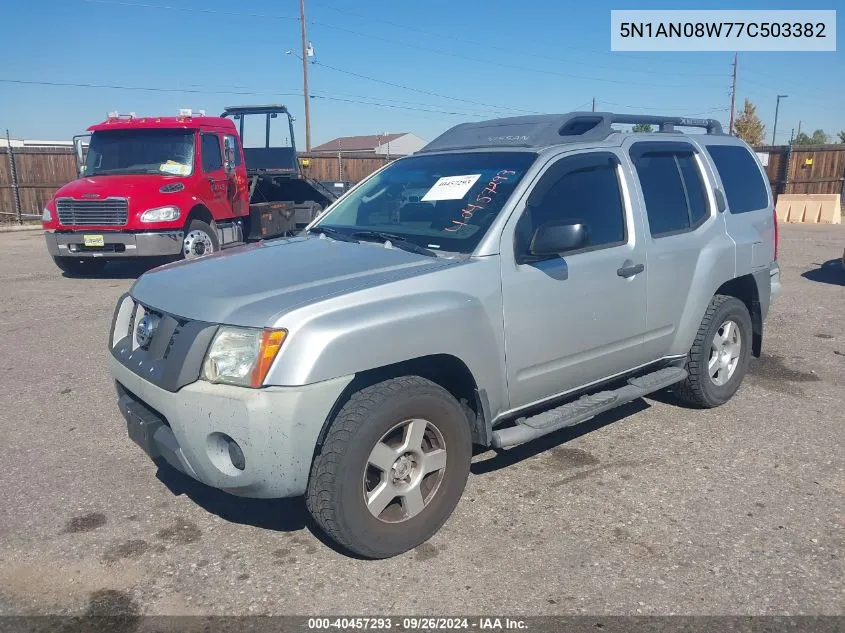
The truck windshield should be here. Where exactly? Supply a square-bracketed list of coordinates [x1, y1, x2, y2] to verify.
[312, 151, 537, 254]
[84, 129, 196, 177]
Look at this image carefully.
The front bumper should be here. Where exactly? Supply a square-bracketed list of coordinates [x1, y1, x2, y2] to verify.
[110, 355, 353, 498]
[45, 230, 184, 258]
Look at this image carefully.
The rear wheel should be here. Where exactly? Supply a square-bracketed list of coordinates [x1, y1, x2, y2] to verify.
[52, 256, 107, 276]
[182, 219, 219, 260]
[676, 295, 752, 408]
[306, 376, 472, 559]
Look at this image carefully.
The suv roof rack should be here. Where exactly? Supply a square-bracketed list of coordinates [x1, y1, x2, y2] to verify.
[417, 111, 724, 154]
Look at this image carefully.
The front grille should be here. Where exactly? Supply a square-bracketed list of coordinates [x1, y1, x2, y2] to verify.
[56, 197, 128, 226]
[111, 293, 219, 393]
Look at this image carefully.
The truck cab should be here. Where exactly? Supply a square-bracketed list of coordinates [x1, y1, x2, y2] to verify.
[43, 106, 336, 276]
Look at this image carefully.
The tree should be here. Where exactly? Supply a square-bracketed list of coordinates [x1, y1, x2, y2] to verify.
[792, 129, 829, 145]
[631, 123, 653, 133]
[837, 130, 845, 144]
[733, 99, 765, 145]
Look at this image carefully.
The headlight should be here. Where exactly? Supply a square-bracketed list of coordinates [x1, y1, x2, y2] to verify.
[140, 205, 181, 223]
[201, 326, 287, 388]
[42, 207, 52, 222]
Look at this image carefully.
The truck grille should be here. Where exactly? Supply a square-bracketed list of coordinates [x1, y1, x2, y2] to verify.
[56, 198, 128, 226]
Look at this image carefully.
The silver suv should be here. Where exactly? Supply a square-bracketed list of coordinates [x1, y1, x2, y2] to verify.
[109, 112, 781, 558]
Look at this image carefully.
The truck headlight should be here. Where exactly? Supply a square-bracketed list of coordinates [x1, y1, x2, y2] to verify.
[140, 205, 181, 223]
[201, 326, 287, 388]
[42, 207, 52, 222]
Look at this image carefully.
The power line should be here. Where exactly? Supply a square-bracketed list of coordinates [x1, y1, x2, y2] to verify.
[83, 0, 297, 20]
[311, 61, 537, 115]
[737, 76, 841, 112]
[596, 99, 728, 114]
[79, 0, 535, 116]
[310, 0, 726, 72]
[304, 20, 717, 89]
[0, 78, 495, 118]
[81, 0, 720, 90]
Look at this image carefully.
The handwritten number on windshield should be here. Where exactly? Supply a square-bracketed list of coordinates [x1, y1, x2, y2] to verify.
[444, 170, 516, 232]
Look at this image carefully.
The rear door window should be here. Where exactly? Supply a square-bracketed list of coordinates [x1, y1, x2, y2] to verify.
[705, 145, 769, 214]
[631, 142, 710, 237]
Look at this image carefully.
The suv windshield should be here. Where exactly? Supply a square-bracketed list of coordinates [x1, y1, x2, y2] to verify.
[313, 151, 537, 254]
[84, 129, 196, 177]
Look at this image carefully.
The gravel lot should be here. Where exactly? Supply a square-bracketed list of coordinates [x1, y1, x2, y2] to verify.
[0, 225, 842, 618]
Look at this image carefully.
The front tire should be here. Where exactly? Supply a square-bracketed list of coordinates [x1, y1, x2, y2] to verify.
[52, 256, 107, 276]
[676, 295, 752, 408]
[182, 219, 219, 260]
[306, 376, 472, 559]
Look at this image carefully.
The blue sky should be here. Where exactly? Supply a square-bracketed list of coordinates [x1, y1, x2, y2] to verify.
[1, 0, 842, 146]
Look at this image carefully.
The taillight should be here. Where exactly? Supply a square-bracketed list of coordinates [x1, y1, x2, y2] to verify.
[773, 209, 779, 261]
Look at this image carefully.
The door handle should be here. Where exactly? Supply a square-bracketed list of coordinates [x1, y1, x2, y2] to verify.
[617, 261, 644, 278]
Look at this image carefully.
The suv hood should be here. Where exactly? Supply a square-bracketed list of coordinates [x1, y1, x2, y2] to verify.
[130, 235, 463, 326]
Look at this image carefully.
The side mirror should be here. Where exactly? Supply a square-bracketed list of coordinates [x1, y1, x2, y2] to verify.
[223, 136, 236, 175]
[72, 133, 91, 178]
[530, 220, 589, 256]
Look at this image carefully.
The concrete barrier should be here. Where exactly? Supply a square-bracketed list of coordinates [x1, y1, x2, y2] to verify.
[775, 194, 841, 224]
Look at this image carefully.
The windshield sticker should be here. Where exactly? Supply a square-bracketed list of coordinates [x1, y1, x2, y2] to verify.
[444, 170, 517, 232]
[421, 174, 481, 202]
[159, 160, 190, 176]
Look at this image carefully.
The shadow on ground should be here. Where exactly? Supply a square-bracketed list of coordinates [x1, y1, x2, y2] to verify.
[154, 461, 359, 557]
[470, 399, 651, 475]
[802, 259, 844, 287]
[61, 258, 171, 280]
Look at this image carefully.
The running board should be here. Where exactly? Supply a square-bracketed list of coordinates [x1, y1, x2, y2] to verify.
[491, 367, 687, 449]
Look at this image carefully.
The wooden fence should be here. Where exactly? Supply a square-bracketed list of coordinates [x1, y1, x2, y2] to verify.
[298, 152, 392, 183]
[0, 146, 78, 221]
[753, 144, 845, 206]
[4, 143, 843, 223]
[0, 147, 394, 223]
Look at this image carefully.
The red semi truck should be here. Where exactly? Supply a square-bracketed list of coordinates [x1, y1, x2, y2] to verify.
[42, 105, 338, 275]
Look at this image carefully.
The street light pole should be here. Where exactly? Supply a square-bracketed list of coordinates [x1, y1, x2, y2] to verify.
[299, 0, 311, 151]
[772, 94, 788, 145]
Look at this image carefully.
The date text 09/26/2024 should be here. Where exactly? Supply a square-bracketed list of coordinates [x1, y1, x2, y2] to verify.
[307, 617, 528, 630]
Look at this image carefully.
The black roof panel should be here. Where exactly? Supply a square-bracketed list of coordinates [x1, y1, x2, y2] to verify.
[418, 111, 724, 153]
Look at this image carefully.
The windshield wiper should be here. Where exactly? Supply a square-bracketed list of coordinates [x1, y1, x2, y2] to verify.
[306, 225, 359, 242]
[353, 231, 438, 258]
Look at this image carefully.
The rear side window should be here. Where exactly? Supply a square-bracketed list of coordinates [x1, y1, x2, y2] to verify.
[705, 145, 769, 214]
[201, 133, 223, 173]
[631, 143, 710, 237]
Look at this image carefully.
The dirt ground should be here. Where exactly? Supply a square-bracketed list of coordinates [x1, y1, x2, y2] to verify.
[0, 224, 842, 617]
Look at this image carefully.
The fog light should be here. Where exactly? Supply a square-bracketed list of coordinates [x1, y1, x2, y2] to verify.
[227, 438, 245, 470]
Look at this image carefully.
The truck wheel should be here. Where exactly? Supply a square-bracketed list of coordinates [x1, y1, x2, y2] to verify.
[676, 294, 752, 408]
[52, 256, 107, 276]
[306, 376, 472, 559]
[182, 219, 219, 260]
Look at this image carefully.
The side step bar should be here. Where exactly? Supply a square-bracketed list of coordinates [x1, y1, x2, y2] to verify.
[491, 367, 688, 449]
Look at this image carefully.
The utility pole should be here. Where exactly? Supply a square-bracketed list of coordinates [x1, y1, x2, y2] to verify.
[299, 0, 311, 151]
[797, 120, 802, 138]
[772, 94, 788, 145]
[591, 97, 596, 112]
[728, 53, 738, 135]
